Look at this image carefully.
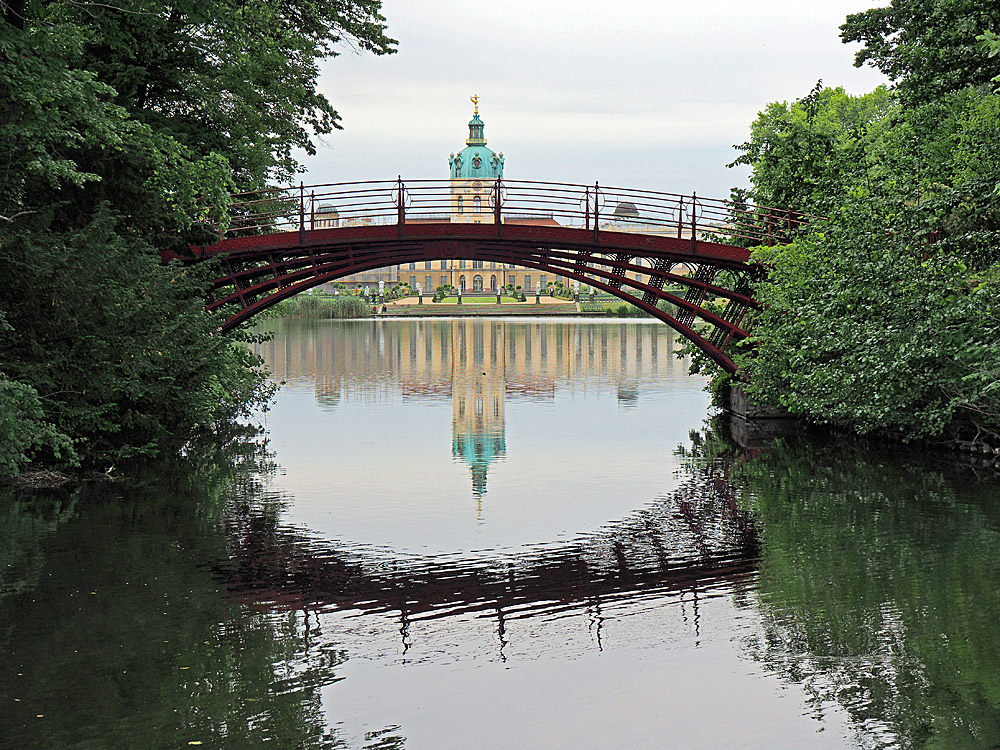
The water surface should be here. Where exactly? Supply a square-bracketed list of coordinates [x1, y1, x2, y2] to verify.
[3, 318, 1000, 749]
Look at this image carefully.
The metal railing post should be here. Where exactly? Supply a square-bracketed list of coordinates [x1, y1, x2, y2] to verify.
[310, 190, 315, 231]
[677, 196, 684, 238]
[299, 181, 305, 244]
[495, 177, 502, 236]
[690, 191, 697, 253]
[397, 175, 405, 236]
[592, 181, 600, 243]
[584, 186, 591, 231]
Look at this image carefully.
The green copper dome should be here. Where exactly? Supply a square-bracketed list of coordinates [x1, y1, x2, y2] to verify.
[449, 110, 504, 180]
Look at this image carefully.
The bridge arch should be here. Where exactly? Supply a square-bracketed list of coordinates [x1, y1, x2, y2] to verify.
[171, 179, 813, 374]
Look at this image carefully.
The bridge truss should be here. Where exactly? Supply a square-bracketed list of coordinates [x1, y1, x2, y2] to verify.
[172, 179, 815, 374]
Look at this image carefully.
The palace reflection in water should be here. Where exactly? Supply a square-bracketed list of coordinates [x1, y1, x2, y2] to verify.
[256, 318, 691, 503]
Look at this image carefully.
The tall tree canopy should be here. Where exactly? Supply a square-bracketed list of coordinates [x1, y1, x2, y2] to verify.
[0, 1, 395, 475]
[841, 0, 1000, 105]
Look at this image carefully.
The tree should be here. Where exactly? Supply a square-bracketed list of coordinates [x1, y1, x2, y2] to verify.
[730, 84, 895, 215]
[737, 203, 1000, 443]
[0, 1, 396, 474]
[841, 0, 1000, 105]
[728, 63, 1000, 444]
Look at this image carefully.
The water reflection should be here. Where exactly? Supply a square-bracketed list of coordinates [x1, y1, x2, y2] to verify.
[0, 447, 380, 749]
[6, 319, 1000, 748]
[252, 319, 706, 552]
[728, 437, 1000, 749]
[222, 459, 760, 656]
[256, 319, 692, 504]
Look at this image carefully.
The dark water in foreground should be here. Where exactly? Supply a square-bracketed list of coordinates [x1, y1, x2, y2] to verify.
[3, 318, 1000, 749]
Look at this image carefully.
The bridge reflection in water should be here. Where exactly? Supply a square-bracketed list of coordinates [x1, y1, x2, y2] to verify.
[221, 459, 758, 660]
[239, 318, 748, 658]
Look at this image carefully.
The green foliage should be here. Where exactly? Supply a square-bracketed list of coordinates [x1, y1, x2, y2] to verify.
[730, 5, 1000, 445]
[841, 0, 1000, 105]
[0, 374, 76, 477]
[605, 303, 647, 318]
[432, 284, 455, 303]
[738, 207, 1000, 441]
[1, 207, 277, 466]
[272, 291, 369, 319]
[730, 85, 895, 215]
[0, 1, 395, 472]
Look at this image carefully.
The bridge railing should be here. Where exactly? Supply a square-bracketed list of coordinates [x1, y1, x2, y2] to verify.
[217, 179, 820, 246]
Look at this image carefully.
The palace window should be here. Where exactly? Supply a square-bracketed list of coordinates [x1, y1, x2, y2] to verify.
[473, 260, 483, 269]
[424, 261, 432, 270]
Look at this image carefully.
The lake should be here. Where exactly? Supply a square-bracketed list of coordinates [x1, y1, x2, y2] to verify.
[3, 317, 1000, 749]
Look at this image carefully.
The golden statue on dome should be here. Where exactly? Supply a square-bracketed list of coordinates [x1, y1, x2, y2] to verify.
[470, 94, 479, 114]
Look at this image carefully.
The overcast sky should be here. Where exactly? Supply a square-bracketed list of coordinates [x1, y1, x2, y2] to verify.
[302, 0, 889, 199]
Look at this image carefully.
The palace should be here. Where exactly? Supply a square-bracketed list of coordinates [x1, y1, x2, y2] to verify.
[333, 98, 568, 294]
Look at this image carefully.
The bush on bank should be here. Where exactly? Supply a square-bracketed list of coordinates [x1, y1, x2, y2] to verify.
[717, 1, 1000, 447]
[271, 293, 370, 319]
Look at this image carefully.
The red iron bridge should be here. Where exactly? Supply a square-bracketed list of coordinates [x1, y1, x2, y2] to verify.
[172, 179, 817, 374]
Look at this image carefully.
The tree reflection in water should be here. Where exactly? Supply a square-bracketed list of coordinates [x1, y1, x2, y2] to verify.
[4, 420, 1000, 749]
[713, 422, 1000, 749]
[0, 440, 404, 750]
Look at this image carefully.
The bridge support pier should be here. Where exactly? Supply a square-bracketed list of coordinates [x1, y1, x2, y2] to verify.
[722, 386, 799, 449]
[725, 385, 791, 419]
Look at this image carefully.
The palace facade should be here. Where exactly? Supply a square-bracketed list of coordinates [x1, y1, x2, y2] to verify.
[332, 100, 568, 293]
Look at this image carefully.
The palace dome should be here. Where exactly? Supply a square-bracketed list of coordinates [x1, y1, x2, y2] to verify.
[449, 111, 504, 180]
[612, 201, 639, 219]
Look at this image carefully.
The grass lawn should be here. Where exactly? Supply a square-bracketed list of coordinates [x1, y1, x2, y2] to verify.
[434, 296, 527, 304]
